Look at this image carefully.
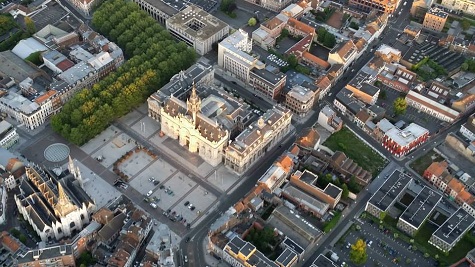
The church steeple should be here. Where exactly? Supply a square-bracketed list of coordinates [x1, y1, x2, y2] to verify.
[54, 182, 76, 217]
[187, 81, 201, 127]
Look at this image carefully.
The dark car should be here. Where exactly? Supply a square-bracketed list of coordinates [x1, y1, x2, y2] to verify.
[190, 206, 196, 211]
[184, 201, 190, 206]
[153, 180, 160, 186]
[185, 237, 191, 243]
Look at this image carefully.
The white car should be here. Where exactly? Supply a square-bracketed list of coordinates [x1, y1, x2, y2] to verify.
[150, 203, 157, 208]
[146, 190, 153, 197]
[184, 256, 188, 263]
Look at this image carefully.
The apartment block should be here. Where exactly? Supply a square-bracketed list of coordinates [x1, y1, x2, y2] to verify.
[396, 186, 442, 236]
[245, 0, 292, 12]
[317, 105, 343, 133]
[285, 85, 315, 116]
[16, 245, 76, 267]
[249, 66, 286, 100]
[349, 0, 398, 13]
[406, 90, 460, 123]
[345, 83, 380, 105]
[289, 170, 342, 209]
[429, 208, 475, 253]
[0, 121, 19, 149]
[224, 105, 292, 175]
[218, 30, 265, 83]
[166, 5, 229, 55]
[328, 40, 358, 69]
[460, 113, 475, 141]
[422, 7, 448, 32]
[365, 170, 412, 218]
[440, 0, 475, 16]
[378, 119, 429, 157]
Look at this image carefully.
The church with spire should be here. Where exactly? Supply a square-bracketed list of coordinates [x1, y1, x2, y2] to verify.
[160, 82, 230, 166]
[14, 157, 95, 242]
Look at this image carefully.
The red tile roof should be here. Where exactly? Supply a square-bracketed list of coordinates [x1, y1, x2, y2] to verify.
[424, 161, 448, 178]
[287, 18, 315, 36]
[302, 52, 330, 69]
[56, 59, 75, 71]
[0, 231, 21, 253]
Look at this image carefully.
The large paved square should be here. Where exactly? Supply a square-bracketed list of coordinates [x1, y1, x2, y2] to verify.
[179, 186, 217, 223]
[130, 116, 160, 139]
[81, 126, 119, 154]
[118, 150, 154, 178]
[128, 159, 177, 195]
[206, 165, 240, 192]
[154, 172, 197, 211]
[91, 133, 136, 168]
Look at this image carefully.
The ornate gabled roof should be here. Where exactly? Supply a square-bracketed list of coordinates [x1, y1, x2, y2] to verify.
[54, 182, 76, 217]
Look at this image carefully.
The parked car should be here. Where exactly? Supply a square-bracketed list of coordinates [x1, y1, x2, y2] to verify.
[184, 201, 190, 206]
[146, 190, 153, 197]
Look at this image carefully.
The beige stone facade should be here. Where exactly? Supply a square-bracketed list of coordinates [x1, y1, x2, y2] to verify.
[160, 84, 229, 167]
[224, 106, 292, 175]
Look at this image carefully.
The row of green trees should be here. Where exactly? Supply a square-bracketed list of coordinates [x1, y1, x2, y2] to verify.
[51, 0, 196, 145]
[317, 27, 336, 48]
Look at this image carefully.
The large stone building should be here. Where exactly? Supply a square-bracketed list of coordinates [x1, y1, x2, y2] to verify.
[16, 245, 76, 267]
[66, 0, 100, 16]
[148, 61, 214, 121]
[218, 30, 264, 83]
[285, 85, 315, 116]
[440, 0, 475, 16]
[0, 120, 19, 149]
[15, 158, 95, 242]
[245, 0, 293, 12]
[422, 7, 448, 32]
[166, 5, 229, 55]
[160, 84, 229, 166]
[460, 113, 475, 141]
[349, 0, 398, 13]
[224, 105, 292, 175]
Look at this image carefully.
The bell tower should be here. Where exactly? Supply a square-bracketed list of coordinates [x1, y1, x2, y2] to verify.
[187, 81, 201, 127]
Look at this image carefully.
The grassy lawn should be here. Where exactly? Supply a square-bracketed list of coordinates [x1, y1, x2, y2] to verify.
[444, 234, 475, 265]
[410, 151, 444, 175]
[323, 127, 387, 176]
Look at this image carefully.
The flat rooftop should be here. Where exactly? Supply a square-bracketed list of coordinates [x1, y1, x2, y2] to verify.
[272, 205, 322, 242]
[0, 51, 41, 82]
[275, 248, 297, 267]
[137, 0, 217, 16]
[311, 254, 338, 267]
[283, 184, 329, 214]
[400, 186, 442, 230]
[432, 208, 475, 246]
[167, 5, 228, 41]
[385, 123, 429, 147]
[368, 170, 412, 212]
[427, 7, 448, 19]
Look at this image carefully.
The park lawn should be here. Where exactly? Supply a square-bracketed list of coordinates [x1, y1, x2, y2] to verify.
[323, 127, 386, 176]
[410, 151, 444, 175]
[443, 234, 475, 266]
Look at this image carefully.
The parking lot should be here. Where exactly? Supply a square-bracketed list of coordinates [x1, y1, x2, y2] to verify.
[333, 218, 436, 267]
[128, 158, 177, 195]
[377, 85, 442, 133]
[31, 2, 69, 30]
